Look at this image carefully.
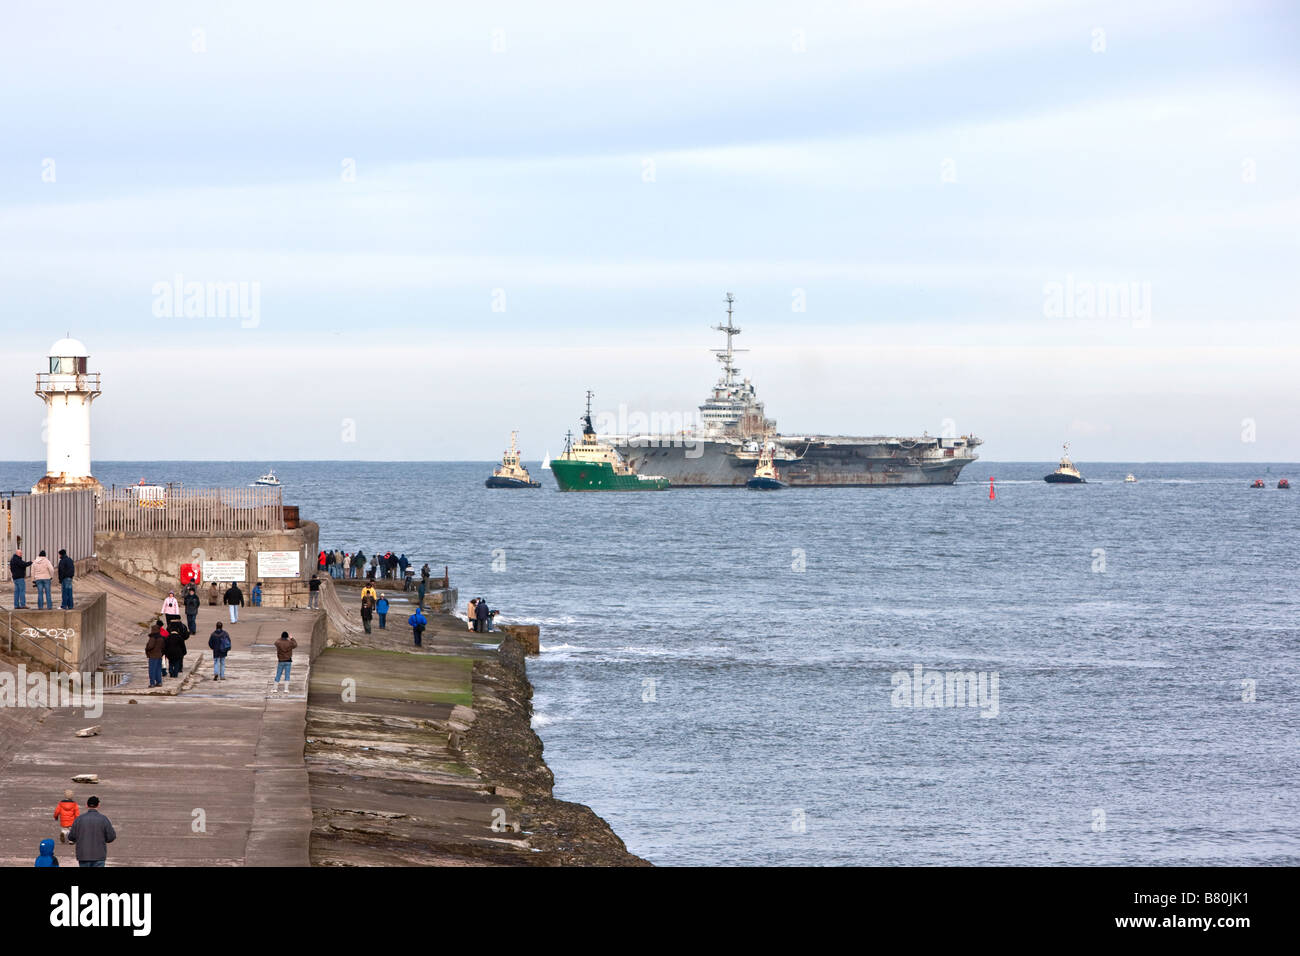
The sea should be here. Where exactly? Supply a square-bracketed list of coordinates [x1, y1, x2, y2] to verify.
[4, 460, 1297, 866]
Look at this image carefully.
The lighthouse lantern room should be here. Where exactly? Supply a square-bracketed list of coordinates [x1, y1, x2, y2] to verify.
[33, 337, 103, 496]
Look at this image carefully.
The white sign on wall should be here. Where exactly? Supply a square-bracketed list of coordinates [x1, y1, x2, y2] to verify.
[202, 560, 246, 582]
[257, 550, 301, 578]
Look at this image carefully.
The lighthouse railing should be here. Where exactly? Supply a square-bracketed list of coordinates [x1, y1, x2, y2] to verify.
[95, 485, 285, 536]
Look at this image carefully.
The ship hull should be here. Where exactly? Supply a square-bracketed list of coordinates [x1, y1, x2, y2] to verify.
[617, 439, 977, 487]
[1044, 474, 1085, 484]
[550, 459, 670, 491]
[485, 476, 541, 489]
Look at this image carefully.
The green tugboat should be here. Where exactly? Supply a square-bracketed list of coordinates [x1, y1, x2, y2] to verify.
[550, 392, 670, 492]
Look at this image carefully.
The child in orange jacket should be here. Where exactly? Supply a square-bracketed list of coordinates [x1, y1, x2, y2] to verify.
[53, 790, 79, 843]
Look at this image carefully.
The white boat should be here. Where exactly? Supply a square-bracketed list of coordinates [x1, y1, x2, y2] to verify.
[253, 468, 281, 486]
[1125, 473, 1137, 483]
[541, 450, 552, 470]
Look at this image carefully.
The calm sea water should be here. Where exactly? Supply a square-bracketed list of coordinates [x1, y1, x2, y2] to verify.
[5, 460, 1298, 866]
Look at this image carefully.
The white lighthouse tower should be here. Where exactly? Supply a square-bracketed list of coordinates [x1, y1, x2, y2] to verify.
[33, 337, 103, 496]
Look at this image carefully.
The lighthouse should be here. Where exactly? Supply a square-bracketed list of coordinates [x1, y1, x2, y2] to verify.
[33, 337, 103, 496]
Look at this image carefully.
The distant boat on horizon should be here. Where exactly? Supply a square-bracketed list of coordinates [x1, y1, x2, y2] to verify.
[253, 468, 281, 486]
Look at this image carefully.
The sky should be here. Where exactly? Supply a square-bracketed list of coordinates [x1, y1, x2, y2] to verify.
[1, 0, 1297, 461]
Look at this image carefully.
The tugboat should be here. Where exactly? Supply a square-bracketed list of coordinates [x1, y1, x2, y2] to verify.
[253, 468, 281, 487]
[550, 392, 670, 491]
[1251, 479, 1265, 488]
[1278, 478, 1290, 489]
[746, 441, 787, 490]
[485, 431, 541, 488]
[1043, 443, 1085, 483]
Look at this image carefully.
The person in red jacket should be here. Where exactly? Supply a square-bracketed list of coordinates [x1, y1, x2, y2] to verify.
[53, 789, 79, 843]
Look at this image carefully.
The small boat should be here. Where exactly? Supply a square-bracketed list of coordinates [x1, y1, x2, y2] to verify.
[541, 450, 552, 471]
[253, 469, 281, 486]
[485, 431, 541, 488]
[746, 441, 787, 490]
[1251, 479, 1265, 488]
[1125, 473, 1137, 483]
[1044, 443, 1085, 483]
[1279, 478, 1291, 489]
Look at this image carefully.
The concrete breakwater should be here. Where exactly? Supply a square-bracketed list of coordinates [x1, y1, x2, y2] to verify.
[310, 580, 647, 865]
[0, 563, 646, 866]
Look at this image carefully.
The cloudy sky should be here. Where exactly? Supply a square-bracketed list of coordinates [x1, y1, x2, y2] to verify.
[1, 0, 1297, 461]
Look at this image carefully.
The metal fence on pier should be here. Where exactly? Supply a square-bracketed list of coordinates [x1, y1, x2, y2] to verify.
[95, 484, 284, 536]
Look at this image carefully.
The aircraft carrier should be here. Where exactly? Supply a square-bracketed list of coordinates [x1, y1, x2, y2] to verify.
[612, 295, 982, 487]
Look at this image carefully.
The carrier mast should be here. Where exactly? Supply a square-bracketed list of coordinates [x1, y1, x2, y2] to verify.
[712, 293, 748, 391]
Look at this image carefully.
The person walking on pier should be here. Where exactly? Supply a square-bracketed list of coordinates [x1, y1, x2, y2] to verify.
[34, 838, 60, 867]
[308, 574, 321, 610]
[208, 622, 231, 681]
[184, 585, 200, 634]
[66, 795, 115, 867]
[475, 597, 490, 633]
[164, 620, 188, 679]
[224, 582, 244, 623]
[360, 593, 375, 633]
[54, 790, 79, 844]
[57, 549, 75, 609]
[376, 594, 389, 629]
[273, 631, 297, 693]
[31, 550, 55, 610]
[417, 576, 427, 610]
[408, 607, 427, 647]
[252, 581, 263, 607]
[161, 590, 180, 622]
[145, 622, 165, 688]
[8, 549, 31, 608]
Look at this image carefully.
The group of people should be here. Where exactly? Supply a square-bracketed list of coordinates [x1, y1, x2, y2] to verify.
[8, 547, 76, 610]
[319, 548, 433, 591]
[353, 583, 430, 646]
[36, 792, 115, 867]
[146, 586, 296, 689]
[467, 596, 497, 633]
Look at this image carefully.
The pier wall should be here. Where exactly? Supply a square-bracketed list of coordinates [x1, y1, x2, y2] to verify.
[94, 522, 319, 600]
[3, 591, 107, 673]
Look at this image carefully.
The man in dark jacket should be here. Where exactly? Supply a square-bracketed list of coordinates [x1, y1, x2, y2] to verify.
[224, 582, 244, 623]
[183, 585, 200, 634]
[474, 597, 490, 633]
[67, 795, 115, 867]
[145, 622, 165, 687]
[208, 622, 231, 681]
[163, 620, 188, 678]
[8, 550, 31, 608]
[56, 549, 75, 609]
[307, 574, 321, 610]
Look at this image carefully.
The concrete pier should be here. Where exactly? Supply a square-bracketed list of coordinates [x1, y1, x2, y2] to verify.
[0, 568, 645, 866]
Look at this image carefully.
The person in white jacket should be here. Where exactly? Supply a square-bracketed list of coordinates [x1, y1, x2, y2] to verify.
[161, 591, 181, 619]
[30, 550, 56, 609]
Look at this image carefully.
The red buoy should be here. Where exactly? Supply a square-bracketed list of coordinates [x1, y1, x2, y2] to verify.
[989, 476, 995, 500]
